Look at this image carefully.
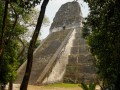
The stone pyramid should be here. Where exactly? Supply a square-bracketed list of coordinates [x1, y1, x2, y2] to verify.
[15, 1, 96, 85]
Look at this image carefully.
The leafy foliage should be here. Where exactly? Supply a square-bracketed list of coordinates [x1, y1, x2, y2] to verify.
[0, 0, 42, 87]
[0, 39, 18, 84]
[82, 25, 91, 38]
[80, 83, 96, 90]
[83, 0, 120, 89]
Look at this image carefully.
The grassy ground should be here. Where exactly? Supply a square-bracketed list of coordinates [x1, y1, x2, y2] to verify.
[6, 83, 100, 90]
[28, 83, 82, 90]
[7, 83, 82, 90]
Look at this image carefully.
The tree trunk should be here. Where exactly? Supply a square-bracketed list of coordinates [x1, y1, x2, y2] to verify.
[0, 0, 9, 74]
[115, 74, 120, 90]
[9, 81, 13, 90]
[17, 37, 25, 59]
[20, 0, 49, 90]
[5, 3, 18, 45]
[0, 84, 6, 90]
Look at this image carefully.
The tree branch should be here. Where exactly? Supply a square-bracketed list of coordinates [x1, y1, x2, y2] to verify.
[17, 37, 26, 60]
[5, 3, 19, 44]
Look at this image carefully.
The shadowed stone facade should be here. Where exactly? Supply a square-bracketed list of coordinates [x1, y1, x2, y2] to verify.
[63, 28, 97, 84]
[50, 1, 83, 33]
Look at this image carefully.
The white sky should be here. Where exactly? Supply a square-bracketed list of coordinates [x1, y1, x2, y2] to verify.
[39, 0, 89, 40]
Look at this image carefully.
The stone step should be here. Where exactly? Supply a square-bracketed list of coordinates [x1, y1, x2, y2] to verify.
[75, 33, 82, 38]
[15, 30, 71, 84]
[72, 38, 86, 46]
[76, 29, 81, 33]
[70, 46, 88, 54]
[66, 64, 96, 74]
[33, 30, 70, 58]
[68, 54, 94, 65]
[64, 73, 96, 84]
[77, 64, 96, 74]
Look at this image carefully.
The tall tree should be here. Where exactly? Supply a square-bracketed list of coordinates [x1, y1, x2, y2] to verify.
[20, 0, 49, 90]
[0, 0, 9, 74]
[0, 2, 27, 89]
[0, 0, 40, 89]
[0, 0, 42, 73]
[83, 0, 120, 89]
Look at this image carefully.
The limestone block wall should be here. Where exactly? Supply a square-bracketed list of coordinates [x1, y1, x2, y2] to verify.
[42, 29, 76, 84]
[50, 1, 83, 33]
[63, 27, 97, 84]
[15, 30, 71, 85]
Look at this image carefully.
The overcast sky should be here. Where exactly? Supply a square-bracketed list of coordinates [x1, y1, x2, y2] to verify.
[39, 0, 89, 40]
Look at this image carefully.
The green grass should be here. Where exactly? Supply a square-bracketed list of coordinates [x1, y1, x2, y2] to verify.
[44, 83, 79, 88]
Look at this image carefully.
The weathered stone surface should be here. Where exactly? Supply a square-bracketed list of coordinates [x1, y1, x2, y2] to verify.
[15, 30, 71, 84]
[42, 29, 75, 84]
[50, 1, 83, 33]
[63, 28, 97, 84]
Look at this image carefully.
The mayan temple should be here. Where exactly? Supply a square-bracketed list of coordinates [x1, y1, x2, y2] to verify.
[15, 1, 96, 85]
